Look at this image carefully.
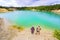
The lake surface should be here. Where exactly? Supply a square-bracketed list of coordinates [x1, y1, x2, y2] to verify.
[0, 10, 60, 30]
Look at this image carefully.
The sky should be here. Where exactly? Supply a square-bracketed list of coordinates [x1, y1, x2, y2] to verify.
[0, 0, 60, 7]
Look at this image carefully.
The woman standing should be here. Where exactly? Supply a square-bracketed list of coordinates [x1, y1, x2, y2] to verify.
[31, 27, 35, 34]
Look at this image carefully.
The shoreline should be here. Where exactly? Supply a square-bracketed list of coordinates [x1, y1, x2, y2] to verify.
[52, 10, 60, 15]
[0, 8, 60, 15]
[0, 18, 58, 40]
[12, 28, 57, 40]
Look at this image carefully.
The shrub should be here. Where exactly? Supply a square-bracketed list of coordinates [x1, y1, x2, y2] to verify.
[53, 30, 60, 40]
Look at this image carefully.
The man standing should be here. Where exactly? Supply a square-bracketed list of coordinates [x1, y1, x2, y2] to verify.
[36, 26, 41, 35]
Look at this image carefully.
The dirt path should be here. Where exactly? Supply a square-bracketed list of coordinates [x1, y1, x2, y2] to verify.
[12, 29, 57, 40]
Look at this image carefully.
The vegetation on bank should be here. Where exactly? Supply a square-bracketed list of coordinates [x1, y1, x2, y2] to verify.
[9, 25, 24, 32]
[53, 30, 60, 40]
[16, 4, 60, 11]
[0, 4, 60, 12]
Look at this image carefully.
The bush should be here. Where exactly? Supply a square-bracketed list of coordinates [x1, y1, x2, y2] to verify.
[12, 25, 24, 31]
[53, 30, 60, 40]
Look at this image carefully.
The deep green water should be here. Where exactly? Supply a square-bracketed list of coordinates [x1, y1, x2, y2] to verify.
[0, 10, 60, 30]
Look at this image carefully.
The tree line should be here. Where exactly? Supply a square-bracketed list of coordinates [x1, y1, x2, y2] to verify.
[0, 4, 60, 11]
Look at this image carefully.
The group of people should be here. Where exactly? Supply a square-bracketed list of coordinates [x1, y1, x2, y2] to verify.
[31, 26, 41, 35]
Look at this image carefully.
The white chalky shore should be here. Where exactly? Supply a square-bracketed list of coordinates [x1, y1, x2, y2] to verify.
[12, 29, 58, 40]
[0, 18, 58, 40]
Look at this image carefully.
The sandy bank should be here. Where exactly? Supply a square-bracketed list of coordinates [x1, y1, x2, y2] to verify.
[52, 10, 60, 14]
[12, 28, 58, 40]
[0, 18, 17, 40]
[0, 18, 58, 40]
[0, 8, 9, 13]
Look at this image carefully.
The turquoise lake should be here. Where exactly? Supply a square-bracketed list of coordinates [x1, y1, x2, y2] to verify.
[0, 10, 60, 30]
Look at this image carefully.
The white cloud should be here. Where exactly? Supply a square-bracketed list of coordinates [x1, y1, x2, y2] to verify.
[0, 0, 60, 7]
[30, 0, 60, 6]
[0, 0, 19, 7]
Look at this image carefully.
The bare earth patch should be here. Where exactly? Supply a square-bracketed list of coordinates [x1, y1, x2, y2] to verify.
[12, 29, 58, 40]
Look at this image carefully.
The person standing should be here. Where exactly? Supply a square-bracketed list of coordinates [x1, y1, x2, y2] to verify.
[31, 27, 35, 34]
[36, 26, 41, 35]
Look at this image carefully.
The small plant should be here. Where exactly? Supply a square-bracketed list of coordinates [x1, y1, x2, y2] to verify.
[53, 30, 60, 40]
[12, 25, 24, 31]
[17, 26, 24, 30]
[8, 25, 24, 32]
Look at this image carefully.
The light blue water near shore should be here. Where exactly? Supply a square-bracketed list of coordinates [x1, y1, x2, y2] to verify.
[0, 10, 60, 30]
